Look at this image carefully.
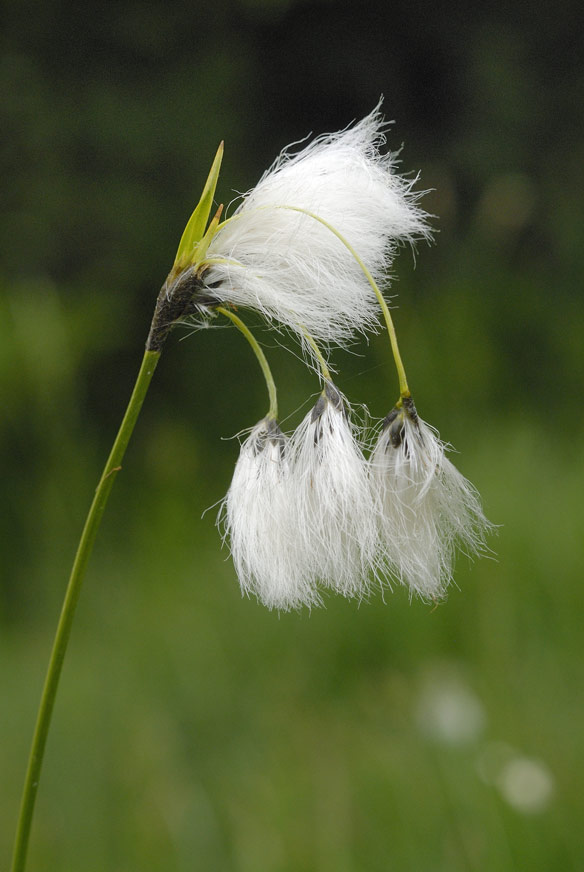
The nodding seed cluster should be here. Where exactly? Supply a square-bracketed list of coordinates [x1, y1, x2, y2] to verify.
[220, 386, 491, 610]
[161, 104, 492, 609]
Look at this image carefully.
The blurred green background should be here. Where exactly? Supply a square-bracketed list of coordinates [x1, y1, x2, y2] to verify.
[2, 0, 583, 869]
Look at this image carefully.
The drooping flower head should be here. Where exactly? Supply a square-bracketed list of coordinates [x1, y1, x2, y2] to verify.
[221, 416, 322, 611]
[369, 397, 492, 600]
[288, 381, 378, 599]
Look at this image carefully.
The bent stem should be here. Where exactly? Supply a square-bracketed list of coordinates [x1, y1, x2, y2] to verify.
[11, 349, 161, 872]
[216, 306, 278, 419]
[299, 326, 332, 383]
[215, 205, 411, 398]
[275, 206, 411, 398]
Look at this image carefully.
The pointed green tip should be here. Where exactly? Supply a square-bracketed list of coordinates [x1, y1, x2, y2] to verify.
[174, 141, 224, 270]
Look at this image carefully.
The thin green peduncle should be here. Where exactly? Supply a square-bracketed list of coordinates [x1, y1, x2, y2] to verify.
[11, 349, 161, 872]
[214, 205, 411, 398]
[216, 307, 278, 419]
[299, 326, 332, 384]
[275, 206, 410, 398]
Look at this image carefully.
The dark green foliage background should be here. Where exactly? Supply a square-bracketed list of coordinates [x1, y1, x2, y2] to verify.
[1, 0, 583, 869]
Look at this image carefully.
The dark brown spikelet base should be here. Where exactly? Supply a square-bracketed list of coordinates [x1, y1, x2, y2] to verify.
[146, 269, 217, 352]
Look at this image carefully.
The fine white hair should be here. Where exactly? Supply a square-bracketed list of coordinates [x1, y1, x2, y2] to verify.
[369, 399, 492, 600]
[220, 384, 381, 609]
[288, 382, 378, 598]
[210, 109, 493, 608]
[220, 417, 322, 610]
[204, 105, 429, 347]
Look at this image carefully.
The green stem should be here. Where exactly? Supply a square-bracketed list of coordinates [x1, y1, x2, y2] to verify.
[11, 349, 161, 872]
[215, 206, 411, 398]
[299, 327, 332, 383]
[216, 306, 278, 419]
[277, 206, 410, 398]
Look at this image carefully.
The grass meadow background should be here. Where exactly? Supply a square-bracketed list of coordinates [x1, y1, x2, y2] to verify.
[2, 0, 584, 869]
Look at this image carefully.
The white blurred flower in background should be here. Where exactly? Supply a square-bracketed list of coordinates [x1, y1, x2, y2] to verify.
[414, 663, 486, 745]
[477, 742, 555, 814]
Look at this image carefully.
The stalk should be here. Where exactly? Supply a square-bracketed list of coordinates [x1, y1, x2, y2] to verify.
[273, 206, 411, 398]
[217, 306, 278, 419]
[11, 349, 161, 872]
[215, 205, 411, 398]
[299, 327, 332, 383]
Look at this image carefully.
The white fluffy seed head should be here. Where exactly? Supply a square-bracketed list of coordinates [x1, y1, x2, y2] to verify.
[220, 417, 321, 611]
[288, 382, 378, 598]
[369, 398, 492, 600]
[203, 105, 430, 348]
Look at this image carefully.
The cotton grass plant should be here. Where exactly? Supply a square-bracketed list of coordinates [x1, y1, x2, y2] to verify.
[11, 105, 492, 871]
